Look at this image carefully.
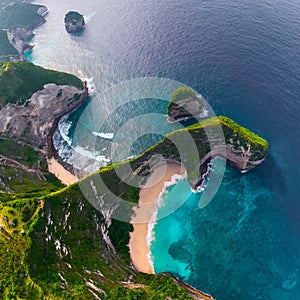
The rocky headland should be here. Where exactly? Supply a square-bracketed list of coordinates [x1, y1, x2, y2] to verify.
[0, 62, 87, 154]
[0, 82, 87, 151]
[0, 3, 48, 61]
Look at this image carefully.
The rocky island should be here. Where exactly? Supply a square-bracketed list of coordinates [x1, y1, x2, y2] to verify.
[167, 86, 206, 122]
[64, 11, 85, 33]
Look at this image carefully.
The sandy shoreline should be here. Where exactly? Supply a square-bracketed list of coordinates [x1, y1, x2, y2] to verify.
[47, 157, 78, 185]
[129, 162, 186, 274]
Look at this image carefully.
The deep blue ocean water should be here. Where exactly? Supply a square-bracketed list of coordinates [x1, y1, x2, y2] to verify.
[31, 0, 300, 299]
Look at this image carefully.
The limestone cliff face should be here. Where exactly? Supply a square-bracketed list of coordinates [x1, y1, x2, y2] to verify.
[109, 117, 269, 191]
[0, 84, 88, 151]
[167, 86, 205, 122]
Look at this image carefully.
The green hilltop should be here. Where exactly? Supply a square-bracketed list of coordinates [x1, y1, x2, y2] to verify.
[167, 86, 205, 121]
[0, 62, 84, 107]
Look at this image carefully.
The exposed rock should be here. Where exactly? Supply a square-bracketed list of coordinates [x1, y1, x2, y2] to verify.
[111, 116, 269, 191]
[0, 84, 88, 152]
[167, 86, 205, 122]
[6, 5, 48, 61]
[7, 27, 34, 61]
[64, 11, 85, 33]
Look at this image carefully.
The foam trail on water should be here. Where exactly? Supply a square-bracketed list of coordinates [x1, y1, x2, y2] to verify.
[57, 114, 72, 146]
[82, 77, 96, 95]
[92, 132, 115, 140]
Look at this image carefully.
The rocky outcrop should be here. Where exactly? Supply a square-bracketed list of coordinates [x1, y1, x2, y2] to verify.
[7, 27, 34, 61]
[64, 11, 85, 33]
[167, 86, 205, 122]
[6, 5, 48, 61]
[0, 83, 88, 152]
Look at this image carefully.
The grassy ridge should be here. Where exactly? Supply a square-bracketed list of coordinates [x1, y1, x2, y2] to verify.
[0, 62, 84, 107]
[186, 116, 269, 149]
[94, 116, 268, 185]
[0, 184, 194, 299]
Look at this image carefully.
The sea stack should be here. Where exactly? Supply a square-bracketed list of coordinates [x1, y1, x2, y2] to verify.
[64, 11, 85, 33]
[167, 86, 205, 122]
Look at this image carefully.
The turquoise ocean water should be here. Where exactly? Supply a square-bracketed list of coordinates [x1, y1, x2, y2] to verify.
[31, 0, 300, 299]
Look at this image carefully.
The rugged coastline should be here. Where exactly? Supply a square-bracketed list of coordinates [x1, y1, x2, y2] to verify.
[0, 66, 268, 298]
[4, 4, 48, 61]
[0, 13, 269, 297]
[167, 86, 206, 123]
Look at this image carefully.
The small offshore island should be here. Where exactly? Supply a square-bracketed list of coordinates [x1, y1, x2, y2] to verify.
[167, 86, 206, 122]
[0, 2, 269, 300]
[64, 11, 85, 33]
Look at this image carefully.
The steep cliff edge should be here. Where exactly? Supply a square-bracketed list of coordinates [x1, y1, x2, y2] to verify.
[167, 86, 206, 122]
[0, 62, 86, 194]
[102, 116, 268, 192]
[13, 115, 267, 299]
[0, 83, 87, 151]
[0, 62, 86, 152]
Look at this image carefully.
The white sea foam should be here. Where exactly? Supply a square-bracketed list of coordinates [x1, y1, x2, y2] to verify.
[92, 131, 114, 140]
[52, 128, 73, 162]
[82, 77, 96, 95]
[145, 171, 187, 272]
[167, 107, 209, 123]
[73, 145, 111, 163]
[85, 12, 96, 24]
[57, 114, 72, 146]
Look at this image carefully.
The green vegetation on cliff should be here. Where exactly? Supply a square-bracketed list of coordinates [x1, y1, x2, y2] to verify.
[185, 116, 269, 150]
[0, 30, 18, 61]
[0, 185, 193, 299]
[167, 86, 199, 109]
[0, 61, 268, 300]
[98, 115, 268, 186]
[64, 11, 85, 33]
[0, 62, 84, 107]
[0, 136, 64, 196]
[167, 86, 205, 121]
[0, 3, 45, 30]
